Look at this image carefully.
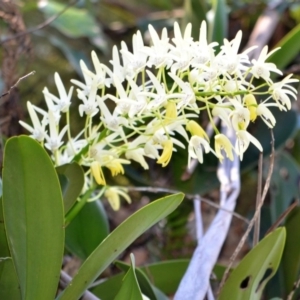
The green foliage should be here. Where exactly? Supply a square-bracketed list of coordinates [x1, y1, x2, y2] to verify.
[0, 258, 21, 300]
[2, 136, 65, 300]
[219, 228, 286, 300]
[114, 255, 144, 300]
[56, 162, 85, 214]
[65, 200, 109, 260]
[57, 193, 184, 300]
[268, 23, 300, 71]
[282, 207, 300, 297]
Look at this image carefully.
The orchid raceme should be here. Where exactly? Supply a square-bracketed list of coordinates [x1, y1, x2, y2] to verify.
[19, 21, 298, 209]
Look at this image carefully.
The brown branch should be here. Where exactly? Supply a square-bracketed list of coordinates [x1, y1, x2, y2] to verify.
[127, 186, 250, 224]
[218, 130, 275, 294]
[253, 152, 263, 246]
[0, 0, 79, 45]
[0, 71, 35, 101]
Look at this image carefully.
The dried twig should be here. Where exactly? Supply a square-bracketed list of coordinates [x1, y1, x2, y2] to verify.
[253, 152, 263, 246]
[218, 130, 275, 294]
[127, 186, 249, 224]
[0, 0, 79, 45]
[287, 273, 300, 300]
[0, 71, 35, 102]
[265, 200, 298, 235]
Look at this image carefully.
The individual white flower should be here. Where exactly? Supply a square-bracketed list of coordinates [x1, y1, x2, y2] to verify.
[256, 103, 276, 128]
[235, 130, 263, 160]
[169, 22, 193, 73]
[125, 147, 149, 169]
[19, 101, 47, 142]
[142, 70, 183, 111]
[44, 110, 68, 153]
[190, 21, 218, 68]
[109, 45, 126, 83]
[97, 96, 128, 134]
[78, 80, 99, 117]
[71, 60, 93, 96]
[168, 72, 197, 110]
[230, 106, 250, 131]
[212, 105, 232, 129]
[43, 73, 73, 113]
[188, 135, 211, 167]
[144, 24, 172, 69]
[269, 74, 299, 110]
[120, 31, 148, 77]
[251, 46, 282, 82]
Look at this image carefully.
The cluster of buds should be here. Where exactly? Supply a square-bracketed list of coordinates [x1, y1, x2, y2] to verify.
[20, 22, 298, 209]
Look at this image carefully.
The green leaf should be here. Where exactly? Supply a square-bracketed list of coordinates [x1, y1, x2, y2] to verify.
[219, 227, 286, 300]
[114, 254, 143, 300]
[268, 23, 300, 70]
[65, 200, 109, 260]
[0, 258, 21, 300]
[0, 198, 10, 258]
[56, 162, 85, 214]
[210, 0, 228, 45]
[39, 1, 103, 39]
[115, 261, 157, 300]
[269, 151, 300, 222]
[57, 193, 184, 300]
[91, 259, 190, 299]
[2, 136, 65, 300]
[282, 207, 300, 295]
[181, 0, 207, 40]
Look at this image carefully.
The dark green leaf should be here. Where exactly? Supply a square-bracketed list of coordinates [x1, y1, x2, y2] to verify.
[181, 0, 207, 40]
[65, 200, 109, 260]
[2, 136, 65, 300]
[282, 207, 300, 295]
[210, 0, 228, 45]
[115, 261, 157, 300]
[91, 259, 190, 299]
[0, 258, 21, 300]
[0, 197, 10, 257]
[56, 162, 85, 214]
[114, 254, 143, 300]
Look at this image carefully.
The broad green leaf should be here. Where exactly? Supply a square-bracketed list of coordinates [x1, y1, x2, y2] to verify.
[57, 193, 184, 300]
[219, 227, 286, 300]
[0, 258, 21, 300]
[39, 1, 103, 38]
[65, 200, 109, 260]
[115, 261, 157, 300]
[114, 254, 143, 300]
[282, 207, 300, 295]
[56, 162, 85, 214]
[268, 23, 300, 70]
[2, 136, 65, 300]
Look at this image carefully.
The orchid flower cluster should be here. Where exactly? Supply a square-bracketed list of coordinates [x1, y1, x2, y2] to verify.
[19, 21, 298, 209]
